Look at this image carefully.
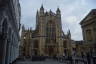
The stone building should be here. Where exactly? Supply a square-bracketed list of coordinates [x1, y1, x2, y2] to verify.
[75, 41, 85, 57]
[19, 26, 32, 58]
[62, 30, 72, 56]
[80, 9, 96, 56]
[20, 5, 72, 57]
[0, 0, 21, 64]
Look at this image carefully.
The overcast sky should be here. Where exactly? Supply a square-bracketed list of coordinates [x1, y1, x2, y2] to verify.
[19, 0, 96, 41]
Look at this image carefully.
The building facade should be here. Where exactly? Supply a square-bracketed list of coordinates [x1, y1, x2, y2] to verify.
[80, 9, 96, 56]
[20, 26, 32, 58]
[20, 5, 72, 58]
[0, 0, 21, 64]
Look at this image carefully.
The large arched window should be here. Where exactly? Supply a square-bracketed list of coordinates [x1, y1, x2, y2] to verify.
[46, 20, 56, 43]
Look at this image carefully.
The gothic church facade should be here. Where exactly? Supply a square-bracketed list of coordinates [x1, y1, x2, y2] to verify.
[20, 5, 72, 57]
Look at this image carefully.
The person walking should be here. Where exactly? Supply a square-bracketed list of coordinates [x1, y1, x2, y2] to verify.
[86, 53, 91, 64]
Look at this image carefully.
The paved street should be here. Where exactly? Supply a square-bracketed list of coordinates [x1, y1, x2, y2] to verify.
[15, 61, 66, 64]
[13, 58, 86, 64]
[13, 59, 68, 64]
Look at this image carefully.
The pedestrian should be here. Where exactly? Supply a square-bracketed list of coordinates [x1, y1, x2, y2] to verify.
[81, 52, 84, 58]
[86, 53, 91, 64]
[68, 55, 73, 64]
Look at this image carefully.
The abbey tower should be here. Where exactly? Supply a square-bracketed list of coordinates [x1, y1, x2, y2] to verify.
[34, 5, 63, 56]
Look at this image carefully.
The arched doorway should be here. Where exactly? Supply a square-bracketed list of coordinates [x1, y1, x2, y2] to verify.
[33, 49, 38, 56]
[48, 46, 54, 56]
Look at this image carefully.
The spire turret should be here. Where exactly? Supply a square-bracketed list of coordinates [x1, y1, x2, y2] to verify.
[49, 9, 52, 15]
[36, 10, 39, 16]
[50, 9, 52, 13]
[36, 10, 39, 28]
[45, 11, 48, 16]
[67, 29, 71, 39]
[40, 4, 44, 11]
[40, 4, 44, 16]
[56, 7, 61, 18]
[56, 7, 61, 14]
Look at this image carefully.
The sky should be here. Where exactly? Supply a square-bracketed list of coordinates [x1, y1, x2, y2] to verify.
[19, 0, 96, 41]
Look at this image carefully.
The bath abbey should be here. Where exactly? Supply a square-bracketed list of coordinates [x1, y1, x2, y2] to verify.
[20, 5, 72, 58]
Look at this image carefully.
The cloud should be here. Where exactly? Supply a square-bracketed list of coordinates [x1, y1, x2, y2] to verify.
[65, 16, 77, 23]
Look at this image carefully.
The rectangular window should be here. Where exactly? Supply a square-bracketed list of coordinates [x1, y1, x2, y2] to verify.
[86, 29, 93, 42]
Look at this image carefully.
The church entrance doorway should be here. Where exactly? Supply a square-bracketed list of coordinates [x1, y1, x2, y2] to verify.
[48, 46, 54, 56]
